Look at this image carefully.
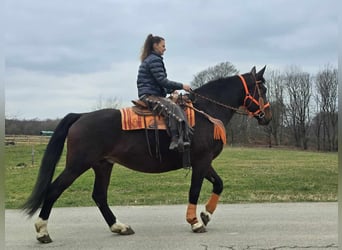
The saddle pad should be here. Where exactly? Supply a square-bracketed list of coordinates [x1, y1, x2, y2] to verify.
[120, 105, 195, 130]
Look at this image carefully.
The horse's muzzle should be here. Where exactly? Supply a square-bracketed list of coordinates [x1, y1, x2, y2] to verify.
[257, 108, 272, 126]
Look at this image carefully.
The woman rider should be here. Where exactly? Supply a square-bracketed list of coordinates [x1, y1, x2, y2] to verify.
[136, 34, 192, 152]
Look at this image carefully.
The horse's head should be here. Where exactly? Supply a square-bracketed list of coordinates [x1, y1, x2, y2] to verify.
[240, 66, 272, 125]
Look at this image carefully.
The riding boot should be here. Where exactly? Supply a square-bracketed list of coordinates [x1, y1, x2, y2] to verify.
[180, 123, 191, 148]
[169, 129, 184, 151]
[169, 136, 179, 150]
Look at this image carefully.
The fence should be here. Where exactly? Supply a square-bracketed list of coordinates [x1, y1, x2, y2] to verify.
[5, 135, 51, 145]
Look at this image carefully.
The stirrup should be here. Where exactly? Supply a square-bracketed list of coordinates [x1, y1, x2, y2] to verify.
[169, 141, 179, 150]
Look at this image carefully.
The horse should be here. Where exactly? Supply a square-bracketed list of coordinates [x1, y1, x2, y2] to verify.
[23, 66, 272, 243]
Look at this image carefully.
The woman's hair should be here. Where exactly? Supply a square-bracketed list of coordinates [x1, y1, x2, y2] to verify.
[140, 34, 164, 62]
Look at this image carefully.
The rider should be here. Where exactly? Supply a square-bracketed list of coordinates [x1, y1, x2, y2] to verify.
[136, 34, 192, 151]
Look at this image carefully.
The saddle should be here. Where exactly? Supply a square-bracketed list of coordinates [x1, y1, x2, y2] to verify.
[119, 96, 226, 145]
[131, 94, 192, 116]
[131, 100, 152, 115]
[120, 96, 195, 131]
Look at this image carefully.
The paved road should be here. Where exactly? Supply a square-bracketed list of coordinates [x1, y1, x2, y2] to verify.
[5, 203, 338, 250]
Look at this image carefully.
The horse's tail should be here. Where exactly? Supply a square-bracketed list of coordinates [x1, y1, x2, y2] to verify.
[22, 113, 82, 217]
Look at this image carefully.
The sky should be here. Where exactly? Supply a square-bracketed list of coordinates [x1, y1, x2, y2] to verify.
[5, 0, 338, 120]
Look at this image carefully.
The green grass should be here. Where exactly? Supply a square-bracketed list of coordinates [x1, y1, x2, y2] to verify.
[5, 144, 337, 209]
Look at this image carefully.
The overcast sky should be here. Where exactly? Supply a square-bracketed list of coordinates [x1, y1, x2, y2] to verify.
[5, 0, 338, 120]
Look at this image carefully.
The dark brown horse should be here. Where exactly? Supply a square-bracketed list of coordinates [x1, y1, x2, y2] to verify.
[23, 66, 272, 243]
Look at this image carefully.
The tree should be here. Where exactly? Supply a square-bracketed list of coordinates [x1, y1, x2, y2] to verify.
[92, 95, 122, 110]
[191, 62, 238, 88]
[314, 66, 338, 151]
[284, 67, 312, 149]
[264, 69, 286, 146]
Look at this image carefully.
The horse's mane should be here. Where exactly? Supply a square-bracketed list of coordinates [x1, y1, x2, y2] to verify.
[194, 75, 238, 96]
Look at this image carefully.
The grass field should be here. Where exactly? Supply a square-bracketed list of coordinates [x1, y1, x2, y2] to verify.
[5, 144, 337, 209]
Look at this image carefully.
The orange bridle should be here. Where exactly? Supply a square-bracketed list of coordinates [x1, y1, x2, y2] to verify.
[238, 75, 270, 118]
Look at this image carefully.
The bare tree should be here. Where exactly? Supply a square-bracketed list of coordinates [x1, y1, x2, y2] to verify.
[92, 95, 122, 110]
[284, 67, 312, 149]
[191, 62, 238, 88]
[315, 66, 338, 151]
[312, 95, 324, 150]
[264, 69, 286, 146]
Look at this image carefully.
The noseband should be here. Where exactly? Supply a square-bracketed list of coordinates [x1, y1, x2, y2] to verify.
[238, 75, 270, 118]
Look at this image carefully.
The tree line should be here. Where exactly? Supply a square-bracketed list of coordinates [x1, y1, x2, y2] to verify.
[5, 62, 337, 151]
[5, 118, 60, 135]
[265, 65, 337, 151]
[191, 62, 337, 151]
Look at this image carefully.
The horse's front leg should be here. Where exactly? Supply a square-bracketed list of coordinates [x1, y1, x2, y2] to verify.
[200, 166, 223, 226]
[186, 165, 207, 233]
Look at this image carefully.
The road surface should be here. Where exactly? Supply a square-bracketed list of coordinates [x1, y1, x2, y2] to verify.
[5, 203, 338, 250]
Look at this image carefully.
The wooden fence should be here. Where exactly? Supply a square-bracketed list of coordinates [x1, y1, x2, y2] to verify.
[5, 135, 51, 145]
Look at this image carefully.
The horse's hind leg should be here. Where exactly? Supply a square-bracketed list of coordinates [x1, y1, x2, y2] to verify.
[200, 166, 223, 226]
[36, 167, 88, 243]
[92, 161, 134, 235]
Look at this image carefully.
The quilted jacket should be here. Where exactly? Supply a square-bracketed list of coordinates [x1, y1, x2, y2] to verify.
[137, 52, 183, 98]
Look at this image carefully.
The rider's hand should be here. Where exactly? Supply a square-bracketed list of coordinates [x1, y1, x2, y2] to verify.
[182, 84, 192, 92]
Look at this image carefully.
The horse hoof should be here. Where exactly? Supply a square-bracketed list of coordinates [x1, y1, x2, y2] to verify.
[111, 222, 135, 235]
[193, 225, 207, 233]
[200, 211, 211, 226]
[119, 226, 135, 235]
[191, 222, 207, 233]
[37, 234, 53, 243]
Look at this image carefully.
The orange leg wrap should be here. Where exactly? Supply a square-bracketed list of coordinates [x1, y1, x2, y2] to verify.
[186, 204, 198, 225]
[205, 193, 220, 214]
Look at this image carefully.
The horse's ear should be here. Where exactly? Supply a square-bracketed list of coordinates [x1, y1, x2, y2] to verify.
[250, 66, 256, 76]
[256, 65, 266, 79]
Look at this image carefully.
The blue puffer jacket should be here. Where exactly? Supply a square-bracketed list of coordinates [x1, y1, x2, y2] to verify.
[137, 52, 183, 98]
